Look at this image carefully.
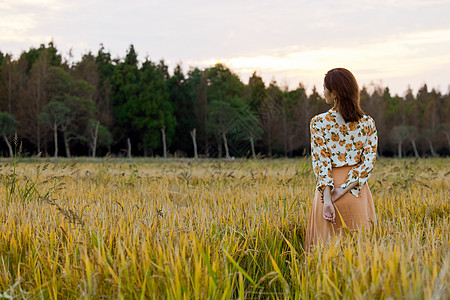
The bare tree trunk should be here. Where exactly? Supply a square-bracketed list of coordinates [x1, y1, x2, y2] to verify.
[222, 131, 230, 159]
[161, 127, 167, 158]
[3, 135, 13, 157]
[443, 132, 450, 150]
[53, 121, 58, 158]
[410, 139, 420, 158]
[216, 136, 223, 158]
[249, 136, 256, 159]
[92, 121, 99, 158]
[398, 140, 402, 158]
[127, 138, 131, 158]
[190, 128, 198, 159]
[63, 131, 71, 158]
[427, 139, 437, 157]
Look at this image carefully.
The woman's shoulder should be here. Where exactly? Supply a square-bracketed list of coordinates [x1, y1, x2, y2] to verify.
[358, 114, 377, 135]
[310, 111, 331, 126]
[360, 114, 376, 126]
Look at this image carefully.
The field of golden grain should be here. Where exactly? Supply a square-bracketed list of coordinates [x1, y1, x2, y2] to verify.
[0, 157, 448, 299]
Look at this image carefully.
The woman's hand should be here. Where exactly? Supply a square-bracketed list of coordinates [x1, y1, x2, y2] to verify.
[322, 186, 335, 224]
[331, 187, 345, 202]
[323, 201, 336, 224]
[321, 187, 345, 203]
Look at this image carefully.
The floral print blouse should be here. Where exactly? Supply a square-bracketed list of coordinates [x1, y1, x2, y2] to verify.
[310, 107, 378, 197]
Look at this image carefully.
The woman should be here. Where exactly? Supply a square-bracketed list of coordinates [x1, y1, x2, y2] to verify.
[304, 68, 378, 252]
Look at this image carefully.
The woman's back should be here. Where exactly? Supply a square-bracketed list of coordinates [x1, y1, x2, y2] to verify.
[310, 106, 377, 168]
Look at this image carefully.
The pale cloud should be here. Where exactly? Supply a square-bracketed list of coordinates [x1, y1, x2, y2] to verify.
[372, 0, 450, 6]
[201, 28, 450, 93]
[0, 0, 67, 50]
[0, 14, 40, 42]
[0, 0, 449, 94]
[340, 0, 450, 9]
[400, 28, 450, 45]
[0, 17, 54, 48]
[0, 13, 37, 33]
[0, 0, 66, 10]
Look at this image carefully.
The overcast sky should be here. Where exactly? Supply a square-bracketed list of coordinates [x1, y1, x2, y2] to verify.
[1, 0, 450, 96]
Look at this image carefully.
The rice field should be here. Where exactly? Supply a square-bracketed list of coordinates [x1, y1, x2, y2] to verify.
[0, 157, 448, 299]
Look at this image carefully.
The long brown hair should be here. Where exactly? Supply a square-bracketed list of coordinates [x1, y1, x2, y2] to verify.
[324, 68, 364, 122]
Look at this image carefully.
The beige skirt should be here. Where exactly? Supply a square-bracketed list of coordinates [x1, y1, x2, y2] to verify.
[304, 165, 377, 252]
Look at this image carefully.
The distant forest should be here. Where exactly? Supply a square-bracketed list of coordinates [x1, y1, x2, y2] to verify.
[0, 42, 449, 158]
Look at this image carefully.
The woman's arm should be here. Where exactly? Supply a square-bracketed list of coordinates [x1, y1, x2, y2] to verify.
[321, 180, 358, 203]
[331, 180, 358, 202]
[342, 180, 358, 194]
[322, 186, 335, 224]
[310, 116, 335, 194]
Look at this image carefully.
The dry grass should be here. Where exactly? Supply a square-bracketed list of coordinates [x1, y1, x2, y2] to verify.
[0, 157, 448, 299]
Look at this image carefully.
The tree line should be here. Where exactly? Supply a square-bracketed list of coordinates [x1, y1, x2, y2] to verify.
[0, 42, 449, 158]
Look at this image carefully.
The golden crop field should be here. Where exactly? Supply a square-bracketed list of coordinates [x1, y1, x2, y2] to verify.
[0, 158, 448, 299]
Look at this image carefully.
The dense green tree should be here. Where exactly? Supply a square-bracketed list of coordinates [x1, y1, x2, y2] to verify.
[207, 63, 245, 101]
[230, 98, 263, 158]
[207, 98, 241, 158]
[167, 65, 196, 156]
[244, 72, 266, 109]
[110, 45, 140, 155]
[134, 59, 175, 156]
[186, 68, 208, 156]
[377, 88, 399, 155]
[243, 72, 267, 157]
[259, 81, 285, 157]
[157, 59, 170, 81]
[206, 64, 246, 157]
[421, 88, 440, 156]
[111, 46, 176, 156]
[284, 85, 308, 156]
[95, 45, 114, 128]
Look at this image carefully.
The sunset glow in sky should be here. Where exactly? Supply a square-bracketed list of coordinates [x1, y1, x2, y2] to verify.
[1, 0, 450, 95]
